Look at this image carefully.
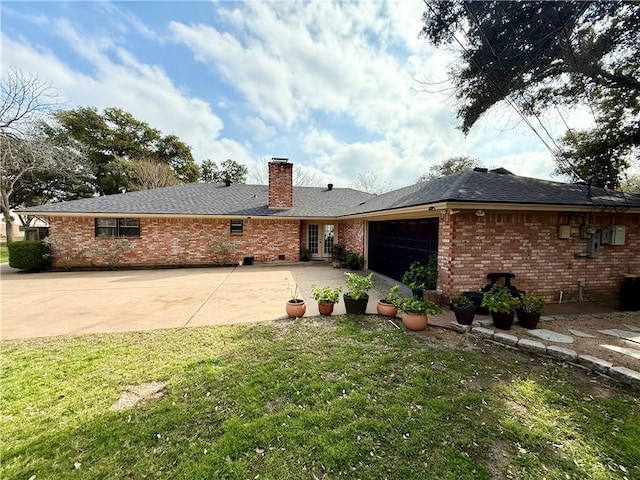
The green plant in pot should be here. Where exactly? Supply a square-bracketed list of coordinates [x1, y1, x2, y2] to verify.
[450, 295, 476, 326]
[480, 284, 518, 330]
[344, 251, 364, 270]
[516, 293, 545, 329]
[377, 284, 403, 317]
[311, 284, 342, 316]
[343, 272, 373, 314]
[401, 261, 427, 298]
[398, 296, 442, 331]
[285, 278, 306, 318]
[331, 244, 346, 267]
[300, 248, 312, 261]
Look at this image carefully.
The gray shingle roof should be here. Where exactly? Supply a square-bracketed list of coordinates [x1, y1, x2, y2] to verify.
[17, 183, 375, 217]
[18, 169, 640, 218]
[345, 169, 640, 215]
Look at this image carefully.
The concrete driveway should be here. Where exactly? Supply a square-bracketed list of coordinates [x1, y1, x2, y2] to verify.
[0, 263, 397, 339]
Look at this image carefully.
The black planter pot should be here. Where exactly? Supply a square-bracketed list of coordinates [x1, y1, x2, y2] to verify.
[517, 310, 541, 329]
[344, 294, 369, 314]
[491, 311, 515, 330]
[453, 307, 475, 325]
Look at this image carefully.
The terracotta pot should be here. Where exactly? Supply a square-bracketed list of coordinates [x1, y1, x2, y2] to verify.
[286, 300, 306, 318]
[517, 310, 541, 329]
[344, 294, 369, 315]
[453, 307, 475, 325]
[491, 311, 514, 330]
[318, 301, 335, 315]
[402, 312, 428, 331]
[376, 300, 398, 317]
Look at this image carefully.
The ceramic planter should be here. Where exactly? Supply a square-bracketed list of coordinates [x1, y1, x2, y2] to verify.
[516, 310, 541, 329]
[318, 302, 335, 315]
[491, 311, 514, 330]
[402, 312, 428, 331]
[344, 294, 369, 314]
[453, 307, 475, 325]
[376, 300, 398, 317]
[286, 300, 306, 318]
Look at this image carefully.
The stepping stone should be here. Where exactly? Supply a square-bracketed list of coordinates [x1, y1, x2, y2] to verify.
[624, 324, 640, 333]
[569, 329, 596, 338]
[598, 329, 640, 344]
[477, 319, 494, 327]
[600, 344, 640, 360]
[527, 329, 573, 344]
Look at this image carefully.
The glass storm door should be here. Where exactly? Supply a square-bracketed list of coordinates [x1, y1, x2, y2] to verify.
[308, 224, 334, 258]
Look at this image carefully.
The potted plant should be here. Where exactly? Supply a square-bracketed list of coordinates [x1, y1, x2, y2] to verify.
[516, 293, 545, 329]
[285, 278, 306, 318]
[398, 296, 442, 331]
[401, 261, 428, 298]
[377, 285, 403, 317]
[450, 295, 476, 325]
[343, 272, 373, 314]
[300, 248, 312, 261]
[344, 251, 364, 270]
[480, 284, 518, 330]
[331, 244, 346, 268]
[311, 284, 342, 315]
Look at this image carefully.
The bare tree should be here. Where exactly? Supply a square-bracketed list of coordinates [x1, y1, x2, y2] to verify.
[130, 158, 179, 190]
[249, 158, 323, 187]
[1, 68, 85, 243]
[351, 171, 390, 194]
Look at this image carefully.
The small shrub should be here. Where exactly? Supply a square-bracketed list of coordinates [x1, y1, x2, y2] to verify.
[300, 248, 312, 261]
[310, 285, 341, 304]
[344, 251, 364, 270]
[344, 272, 373, 300]
[398, 296, 441, 315]
[450, 295, 475, 310]
[481, 285, 518, 313]
[518, 293, 545, 314]
[8, 240, 51, 272]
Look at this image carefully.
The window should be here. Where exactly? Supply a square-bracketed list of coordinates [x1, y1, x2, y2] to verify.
[230, 219, 243, 234]
[95, 218, 140, 237]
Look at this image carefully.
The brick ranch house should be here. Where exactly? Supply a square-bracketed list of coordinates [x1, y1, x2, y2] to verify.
[17, 159, 640, 304]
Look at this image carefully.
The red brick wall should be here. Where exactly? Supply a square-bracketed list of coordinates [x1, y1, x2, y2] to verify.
[338, 219, 365, 256]
[440, 211, 640, 302]
[268, 161, 293, 209]
[47, 216, 300, 268]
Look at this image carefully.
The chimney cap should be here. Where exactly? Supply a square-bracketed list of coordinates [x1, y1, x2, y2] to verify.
[271, 157, 289, 163]
[328, 183, 333, 191]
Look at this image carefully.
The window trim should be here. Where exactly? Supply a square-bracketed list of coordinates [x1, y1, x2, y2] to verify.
[95, 218, 140, 238]
[230, 219, 244, 235]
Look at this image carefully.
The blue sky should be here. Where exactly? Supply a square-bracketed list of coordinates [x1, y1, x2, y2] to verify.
[2, 1, 593, 190]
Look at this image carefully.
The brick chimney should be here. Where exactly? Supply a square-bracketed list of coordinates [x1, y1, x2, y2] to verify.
[268, 158, 293, 209]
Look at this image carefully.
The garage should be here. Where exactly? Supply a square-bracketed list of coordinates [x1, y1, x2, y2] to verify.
[368, 218, 438, 282]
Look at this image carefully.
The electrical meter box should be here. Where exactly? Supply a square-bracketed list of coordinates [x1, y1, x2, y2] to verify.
[610, 225, 626, 245]
[600, 227, 611, 245]
[558, 225, 571, 239]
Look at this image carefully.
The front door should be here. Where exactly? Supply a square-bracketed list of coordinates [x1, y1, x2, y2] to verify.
[307, 224, 334, 259]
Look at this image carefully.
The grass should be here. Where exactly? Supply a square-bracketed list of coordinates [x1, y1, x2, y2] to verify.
[2, 316, 639, 479]
[0, 244, 8, 263]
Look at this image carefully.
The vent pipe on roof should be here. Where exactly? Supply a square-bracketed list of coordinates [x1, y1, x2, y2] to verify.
[328, 183, 333, 191]
[473, 167, 488, 173]
[224, 179, 231, 186]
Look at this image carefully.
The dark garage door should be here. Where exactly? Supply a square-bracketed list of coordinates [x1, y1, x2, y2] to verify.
[368, 218, 438, 282]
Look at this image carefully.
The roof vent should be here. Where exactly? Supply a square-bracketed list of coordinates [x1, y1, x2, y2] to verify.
[271, 157, 289, 163]
[328, 183, 333, 191]
[490, 167, 514, 175]
[224, 179, 231, 186]
[474, 167, 488, 173]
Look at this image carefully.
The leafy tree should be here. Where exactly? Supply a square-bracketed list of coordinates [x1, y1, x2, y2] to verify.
[204, 159, 248, 184]
[417, 155, 481, 183]
[421, 1, 640, 188]
[201, 159, 216, 183]
[1, 68, 89, 243]
[50, 107, 200, 194]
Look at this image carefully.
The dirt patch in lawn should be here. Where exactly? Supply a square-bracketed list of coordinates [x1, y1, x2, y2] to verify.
[111, 381, 168, 411]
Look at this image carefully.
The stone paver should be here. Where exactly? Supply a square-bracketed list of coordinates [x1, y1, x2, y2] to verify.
[624, 324, 640, 333]
[471, 327, 494, 339]
[568, 329, 596, 338]
[517, 338, 547, 354]
[578, 355, 612, 374]
[546, 345, 578, 362]
[600, 344, 640, 360]
[494, 332, 518, 347]
[527, 329, 573, 343]
[477, 319, 494, 327]
[450, 322, 472, 333]
[608, 366, 640, 388]
[597, 329, 640, 343]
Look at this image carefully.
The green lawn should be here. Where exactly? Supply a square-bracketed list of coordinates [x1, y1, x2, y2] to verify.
[0, 244, 8, 263]
[2, 317, 638, 479]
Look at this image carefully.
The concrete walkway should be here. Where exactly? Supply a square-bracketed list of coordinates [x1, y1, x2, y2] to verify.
[0, 262, 399, 340]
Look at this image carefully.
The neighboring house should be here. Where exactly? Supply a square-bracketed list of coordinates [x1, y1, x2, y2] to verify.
[17, 159, 640, 303]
